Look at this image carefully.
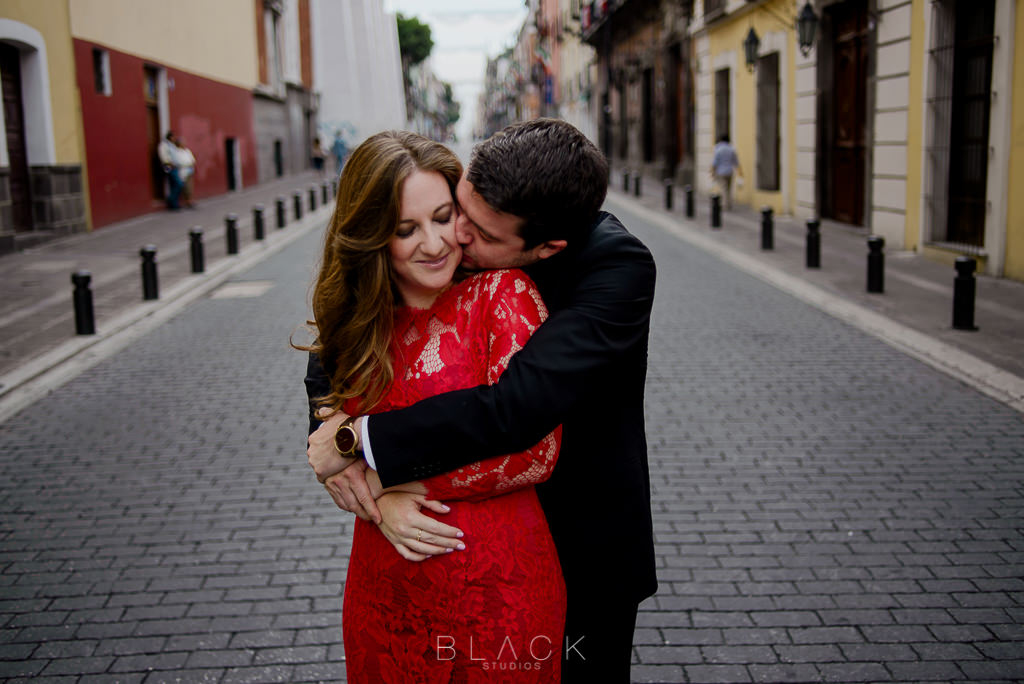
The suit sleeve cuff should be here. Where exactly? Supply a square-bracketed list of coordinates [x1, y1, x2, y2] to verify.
[360, 416, 377, 471]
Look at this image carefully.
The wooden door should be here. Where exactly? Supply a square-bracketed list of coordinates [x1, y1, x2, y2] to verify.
[143, 66, 163, 200]
[0, 43, 32, 232]
[830, 1, 868, 226]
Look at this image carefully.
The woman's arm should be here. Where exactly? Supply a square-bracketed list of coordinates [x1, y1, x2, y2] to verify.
[364, 271, 561, 503]
[415, 270, 561, 502]
[368, 216, 655, 488]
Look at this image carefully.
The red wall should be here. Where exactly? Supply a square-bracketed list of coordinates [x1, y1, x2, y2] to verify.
[75, 40, 258, 227]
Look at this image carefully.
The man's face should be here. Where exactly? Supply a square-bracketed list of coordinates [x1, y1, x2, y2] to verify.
[454, 174, 536, 272]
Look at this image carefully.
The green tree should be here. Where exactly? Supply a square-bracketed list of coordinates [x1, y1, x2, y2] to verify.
[396, 13, 433, 67]
[442, 82, 460, 126]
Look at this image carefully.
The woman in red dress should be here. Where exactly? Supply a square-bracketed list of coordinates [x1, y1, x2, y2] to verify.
[304, 131, 564, 682]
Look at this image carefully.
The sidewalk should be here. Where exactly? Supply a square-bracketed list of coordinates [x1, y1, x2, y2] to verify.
[1, 164, 1021, 419]
[606, 167, 1024, 412]
[0, 171, 335, 419]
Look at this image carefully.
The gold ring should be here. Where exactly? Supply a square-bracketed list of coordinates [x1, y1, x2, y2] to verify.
[417, 530, 422, 542]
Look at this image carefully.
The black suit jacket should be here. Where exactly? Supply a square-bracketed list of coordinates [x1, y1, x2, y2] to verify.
[305, 211, 658, 603]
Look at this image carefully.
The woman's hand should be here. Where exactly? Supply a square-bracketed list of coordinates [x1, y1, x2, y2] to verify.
[376, 492, 466, 562]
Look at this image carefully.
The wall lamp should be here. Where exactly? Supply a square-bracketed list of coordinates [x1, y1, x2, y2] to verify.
[744, 0, 819, 71]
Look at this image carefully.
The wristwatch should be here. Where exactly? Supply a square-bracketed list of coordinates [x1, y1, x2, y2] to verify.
[333, 416, 361, 457]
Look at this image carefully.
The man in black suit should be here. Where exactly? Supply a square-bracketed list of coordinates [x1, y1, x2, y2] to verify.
[306, 119, 657, 682]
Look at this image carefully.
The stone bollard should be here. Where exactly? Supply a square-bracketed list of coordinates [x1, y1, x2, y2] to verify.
[189, 227, 205, 273]
[71, 270, 95, 335]
[711, 194, 721, 229]
[761, 207, 774, 250]
[276, 196, 286, 229]
[664, 179, 674, 211]
[805, 218, 821, 269]
[321, 182, 329, 205]
[866, 236, 884, 293]
[225, 214, 239, 255]
[309, 186, 317, 212]
[952, 256, 979, 331]
[685, 185, 694, 218]
[253, 205, 265, 241]
[634, 174, 641, 197]
[622, 170, 630, 193]
[293, 191, 303, 221]
[140, 245, 158, 300]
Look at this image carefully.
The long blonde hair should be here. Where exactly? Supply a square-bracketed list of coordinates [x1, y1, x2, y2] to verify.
[296, 131, 462, 414]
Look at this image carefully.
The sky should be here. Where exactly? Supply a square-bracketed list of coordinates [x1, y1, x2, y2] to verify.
[383, 0, 527, 141]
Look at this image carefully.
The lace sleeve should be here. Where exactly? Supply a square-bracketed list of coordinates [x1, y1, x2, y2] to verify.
[421, 270, 562, 502]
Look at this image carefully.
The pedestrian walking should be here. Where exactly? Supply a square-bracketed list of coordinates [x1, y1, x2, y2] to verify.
[710, 134, 743, 210]
[311, 138, 326, 177]
[330, 130, 348, 178]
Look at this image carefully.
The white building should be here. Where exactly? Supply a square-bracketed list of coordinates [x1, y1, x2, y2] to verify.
[311, 0, 405, 154]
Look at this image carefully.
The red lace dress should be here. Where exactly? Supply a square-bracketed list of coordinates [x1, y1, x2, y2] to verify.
[341, 269, 565, 683]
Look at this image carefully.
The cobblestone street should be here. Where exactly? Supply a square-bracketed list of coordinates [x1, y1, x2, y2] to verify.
[2, 197, 1023, 682]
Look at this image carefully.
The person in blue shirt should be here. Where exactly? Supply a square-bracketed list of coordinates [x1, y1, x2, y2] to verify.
[331, 131, 348, 178]
[710, 134, 743, 210]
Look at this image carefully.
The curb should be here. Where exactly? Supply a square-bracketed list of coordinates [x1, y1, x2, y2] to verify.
[606, 192, 1024, 414]
[0, 204, 332, 425]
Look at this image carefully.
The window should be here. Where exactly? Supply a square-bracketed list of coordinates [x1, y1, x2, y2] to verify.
[705, 0, 725, 19]
[756, 52, 780, 191]
[92, 48, 111, 96]
[264, 6, 283, 91]
[714, 68, 730, 143]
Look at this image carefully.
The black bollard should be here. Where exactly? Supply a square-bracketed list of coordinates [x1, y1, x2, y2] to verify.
[253, 205, 265, 241]
[276, 196, 286, 229]
[867, 236, 885, 293]
[664, 179, 674, 210]
[309, 186, 316, 212]
[634, 174, 641, 197]
[761, 207, 774, 250]
[140, 245, 158, 300]
[189, 227, 205, 273]
[806, 218, 821, 269]
[293, 192, 302, 221]
[71, 270, 95, 335]
[685, 185, 694, 218]
[321, 182, 328, 205]
[952, 256, 979, 331]
[225, 214, 239, 255]
[622, 170, 630, 192]
[711, 194, 721, 228]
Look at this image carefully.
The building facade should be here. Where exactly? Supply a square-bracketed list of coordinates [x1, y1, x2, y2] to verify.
[583, 0, 696, 183]
[311, 0, 404, 150]
[252, 0, 317, 185]
[0, 0, 88, 252]
[70, 0, 261, 227]
[690, 0, 1023, 281]
[556, 0, 599, 143]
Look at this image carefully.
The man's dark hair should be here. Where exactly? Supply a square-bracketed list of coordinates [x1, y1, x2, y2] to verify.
[467, 118, 609, 249]
[717, 134, 730, 143]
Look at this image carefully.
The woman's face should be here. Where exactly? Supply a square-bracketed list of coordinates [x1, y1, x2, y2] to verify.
[389, 169, 461, 308]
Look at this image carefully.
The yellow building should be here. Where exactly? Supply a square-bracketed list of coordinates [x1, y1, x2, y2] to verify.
[0, 0, 89, 251]
[693, 0, 1023, 282]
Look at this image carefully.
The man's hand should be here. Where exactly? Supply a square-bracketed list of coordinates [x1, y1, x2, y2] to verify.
[307, 408, 357, 483]
[324, 460, 383, 523]
[376, 492, 465, 562]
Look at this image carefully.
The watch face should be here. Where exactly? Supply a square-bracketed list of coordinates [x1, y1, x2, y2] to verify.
[335, 426, 357, 454]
